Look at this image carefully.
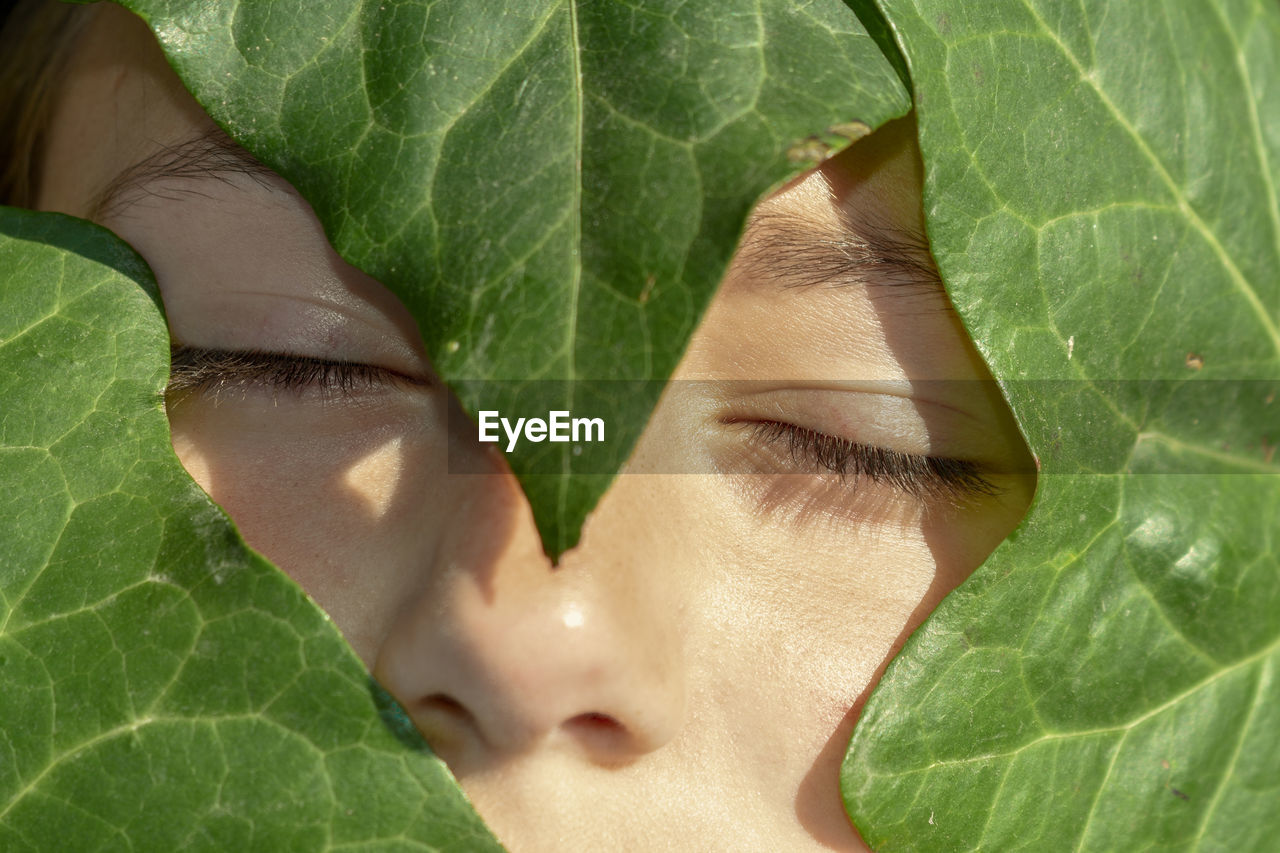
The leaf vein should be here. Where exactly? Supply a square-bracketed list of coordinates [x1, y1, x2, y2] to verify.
[1020, 0, 1280, 356]
[1071, 728, 1128, 853]
[1203, 0, 1280, 261]
[1191, 653, 1269, 844]
[897, 634, 1280, 777]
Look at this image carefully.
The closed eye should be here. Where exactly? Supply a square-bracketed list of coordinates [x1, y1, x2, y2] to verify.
[166, 345, 433, 400]
[739, 419, 1001, 501]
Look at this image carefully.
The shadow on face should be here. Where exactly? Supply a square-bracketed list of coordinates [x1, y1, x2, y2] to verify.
[26, 4, 1036, 850]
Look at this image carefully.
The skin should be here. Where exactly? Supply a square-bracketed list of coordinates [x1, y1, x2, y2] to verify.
[36, 5, 1035, 850]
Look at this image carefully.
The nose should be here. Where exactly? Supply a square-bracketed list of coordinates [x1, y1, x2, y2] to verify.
[372, 468, 686, 767]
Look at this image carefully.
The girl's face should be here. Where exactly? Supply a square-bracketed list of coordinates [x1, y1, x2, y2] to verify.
[38, 5, 1035, 850]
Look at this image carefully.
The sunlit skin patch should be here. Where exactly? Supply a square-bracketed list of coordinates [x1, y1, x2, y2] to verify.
[341, 434, 405, 518]
[169, 431, 212, 491]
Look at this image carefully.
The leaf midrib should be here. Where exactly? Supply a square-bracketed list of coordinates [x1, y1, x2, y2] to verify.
[556, 0, 585, 552]
[1021, 0, 1280, 356]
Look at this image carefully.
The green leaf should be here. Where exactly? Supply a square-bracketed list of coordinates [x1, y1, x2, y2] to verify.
[113, 0, 910, 556]
[843, 1, 1280, 849]
[0, 208, 504, 851]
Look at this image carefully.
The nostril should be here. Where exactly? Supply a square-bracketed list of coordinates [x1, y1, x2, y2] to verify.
[415, 693, 480, 758]
[569, 711, 620, 731]
[563, 712, 640, 764]
[420, 692, 473, 721]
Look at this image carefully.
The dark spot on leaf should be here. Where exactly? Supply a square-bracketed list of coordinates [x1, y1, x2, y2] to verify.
[1170, 787, 1190, 801]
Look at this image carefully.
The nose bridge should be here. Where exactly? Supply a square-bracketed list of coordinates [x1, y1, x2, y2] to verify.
[374, 468, 685, 762]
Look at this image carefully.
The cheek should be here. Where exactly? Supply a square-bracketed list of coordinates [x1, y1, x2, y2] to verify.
[166, 395, 448, 662]
[645, 470, 942, 742]
[730, 516, 939, 703]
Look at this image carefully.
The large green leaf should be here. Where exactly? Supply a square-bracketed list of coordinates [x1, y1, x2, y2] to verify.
[0, 207, 503, 851]
[844, 1, 1280, 849]
[112, 0, 910, 555]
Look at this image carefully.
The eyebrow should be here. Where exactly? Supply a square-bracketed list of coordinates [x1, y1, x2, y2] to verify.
[91, 129, 279, 221]
[732, 207, 948, 304]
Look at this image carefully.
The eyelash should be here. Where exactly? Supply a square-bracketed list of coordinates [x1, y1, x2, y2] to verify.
[166, 346, 430, 398]
[742, 420, 1000, 500]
